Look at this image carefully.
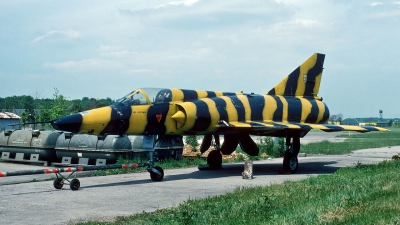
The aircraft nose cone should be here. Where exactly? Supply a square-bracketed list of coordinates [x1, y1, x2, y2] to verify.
[51, 113, 83, 133]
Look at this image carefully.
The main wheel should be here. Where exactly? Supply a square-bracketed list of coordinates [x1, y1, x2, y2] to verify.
[207, 150, 222, 169]
[150, 166, 164, 182]
[283, 153, 298, 174]
[70, 178, 80, 191]
[53, 178, 63, 189]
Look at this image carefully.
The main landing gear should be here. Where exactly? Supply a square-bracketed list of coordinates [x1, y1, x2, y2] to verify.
[198, 134, 259, 170]
[282, 135, 300, 174]
[197, 133, 302, 174]
[198, 135, 223, 170]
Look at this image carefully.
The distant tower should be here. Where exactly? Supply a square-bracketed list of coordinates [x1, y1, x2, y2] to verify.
[379, 110, 383, 121]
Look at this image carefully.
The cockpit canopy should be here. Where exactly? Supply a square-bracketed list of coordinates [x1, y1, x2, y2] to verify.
[115, 88, 173, 106]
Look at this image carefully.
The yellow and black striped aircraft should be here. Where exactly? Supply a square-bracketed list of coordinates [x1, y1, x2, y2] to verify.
[51, 53, 388, 174]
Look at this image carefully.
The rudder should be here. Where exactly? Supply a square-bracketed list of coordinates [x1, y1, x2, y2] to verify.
[267, 53, 325, 97]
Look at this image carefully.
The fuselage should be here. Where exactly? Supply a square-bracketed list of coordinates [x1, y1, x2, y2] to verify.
[51, 88, 330, 136]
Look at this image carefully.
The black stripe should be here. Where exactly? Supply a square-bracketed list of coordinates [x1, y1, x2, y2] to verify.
[322, 103, 329, 123]
[305, 99, 319, 123]
[284, 67, 300, 96]
[247, 95, 264, 121]
[323, 125, 344, 131]
[222, 92, 237, 96]
[287, 97, 302, 122]
[212, 97, 228, 121]
[101, 105, 132, 135]
[144, 103, 169, 135]
[362, 126, 378, 131]
[181, 89, 198, 102]
[206, 91, 217, 98]
[268, 88, 276, 95]
[272, 96, 284, 122]
[192, 100, 211, 131]
[230, 96, 245, 122]
[304, 54, 325, 96]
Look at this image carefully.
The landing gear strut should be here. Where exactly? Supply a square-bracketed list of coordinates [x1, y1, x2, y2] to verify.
[143, 135, 164, 181]
[199, 135, 222, 170]
[283, 134, 300, 174]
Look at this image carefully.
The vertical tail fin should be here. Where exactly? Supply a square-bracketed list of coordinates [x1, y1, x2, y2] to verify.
[267, 53, 325, 98]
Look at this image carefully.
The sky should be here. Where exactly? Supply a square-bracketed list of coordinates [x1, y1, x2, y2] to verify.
[0, 0, 399, 118]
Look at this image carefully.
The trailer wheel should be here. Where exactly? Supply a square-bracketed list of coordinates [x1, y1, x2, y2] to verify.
[53, 178, 63, 189]
[70, 178, 80, 191]
[150, 166, 164, 182]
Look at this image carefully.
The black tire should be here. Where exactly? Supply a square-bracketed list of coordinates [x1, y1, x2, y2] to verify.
[70, 178, 80, 191]
[283, 153, 298, 174]
[150, 166, 164, 182]
[207, 150, 222, 169]
[53, 178, 63, 189]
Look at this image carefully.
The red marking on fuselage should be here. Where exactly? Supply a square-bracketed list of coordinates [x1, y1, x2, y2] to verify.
[156, 113, 162, 122]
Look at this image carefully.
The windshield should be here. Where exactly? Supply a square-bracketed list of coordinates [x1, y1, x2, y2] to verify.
[116, 88, 168, 106]
[116, 90, 149, 106]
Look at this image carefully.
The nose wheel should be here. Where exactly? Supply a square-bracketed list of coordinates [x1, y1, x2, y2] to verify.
[149, 166, 164, 182]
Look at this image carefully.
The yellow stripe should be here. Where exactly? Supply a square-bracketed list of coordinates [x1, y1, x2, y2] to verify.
[315, 100, 326, 123]
[126, 105, 150, 134]
[214, 91, 224, 97]
[200, 98, 220, 132]
[299, 98, 312, 122]
[271, 76, 289, 96]
[338, 125, 367, 132]
[221, 96, 238, 123]
[295, 53, 317, 96]
[238, 95, 251, 121]
[196, 90, 208, 99]
[262, 95, 277, 121]
[274, 122, 301, 129]
[165, 104, 178, 134]
[170, 88, 184, 102]
[229, 122, 252, 128]
[180, 102, 197, 130]
[277, 96, 288, 121]
[81, 106, 112, 134]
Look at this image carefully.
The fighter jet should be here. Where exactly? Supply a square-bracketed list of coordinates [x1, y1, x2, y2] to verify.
[51, 53, 388, 174]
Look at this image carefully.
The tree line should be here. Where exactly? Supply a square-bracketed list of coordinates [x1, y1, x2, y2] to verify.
[0, 88, 114, 128]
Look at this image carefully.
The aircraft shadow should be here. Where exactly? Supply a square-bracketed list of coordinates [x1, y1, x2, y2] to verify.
[82, 160, 340, 190]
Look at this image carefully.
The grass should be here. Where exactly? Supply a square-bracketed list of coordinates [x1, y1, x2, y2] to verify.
[301, 127, 400, 155]
[77, 159, 400, 225]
